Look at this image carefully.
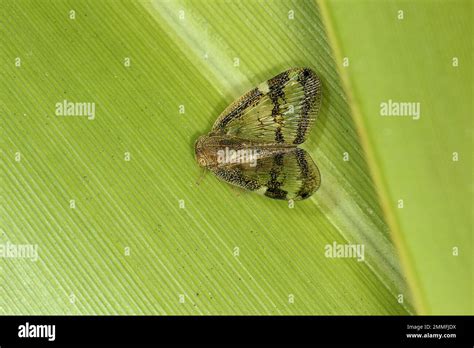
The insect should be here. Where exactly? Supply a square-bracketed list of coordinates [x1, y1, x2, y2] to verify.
[195, 67, 322, 200]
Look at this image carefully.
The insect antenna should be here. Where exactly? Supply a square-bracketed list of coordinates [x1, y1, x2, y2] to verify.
[196, 167, 208, 186]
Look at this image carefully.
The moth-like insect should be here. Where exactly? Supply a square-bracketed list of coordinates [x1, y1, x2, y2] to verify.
[195, 67, 322, 200]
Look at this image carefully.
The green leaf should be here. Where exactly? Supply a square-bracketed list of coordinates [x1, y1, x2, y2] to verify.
[322, 0, 472, 314]
[3, 0, 457, 315]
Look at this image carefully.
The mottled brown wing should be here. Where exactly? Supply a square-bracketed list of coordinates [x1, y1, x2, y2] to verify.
[210, 148, 320, 200]
[212, 68, 322, 145]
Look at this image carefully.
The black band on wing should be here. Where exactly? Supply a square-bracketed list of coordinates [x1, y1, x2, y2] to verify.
[264, 153, 288, 200]
[268, 71, 289, 144]
[213, 167, 261, 191]
[294, 68, 321, 144]
[214, 87, 264, 131]
[295, 148, 316, 199]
